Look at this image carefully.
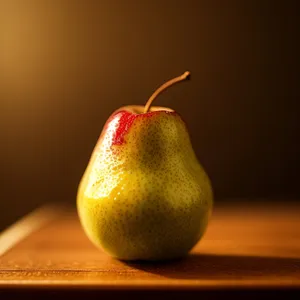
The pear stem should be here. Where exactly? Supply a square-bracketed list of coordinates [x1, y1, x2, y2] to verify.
[143, 71, 191, 113]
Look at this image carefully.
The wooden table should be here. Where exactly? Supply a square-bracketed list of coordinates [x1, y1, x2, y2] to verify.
[0, 200, 300, 298]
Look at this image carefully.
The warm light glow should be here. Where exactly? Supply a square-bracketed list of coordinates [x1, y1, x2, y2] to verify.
[84, 114, 126, 199]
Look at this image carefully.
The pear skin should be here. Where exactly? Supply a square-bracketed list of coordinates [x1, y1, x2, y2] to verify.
[77, 72, 213, 261]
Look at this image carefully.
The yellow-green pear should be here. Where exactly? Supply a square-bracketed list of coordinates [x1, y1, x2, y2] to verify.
[77, 72, 213, 261]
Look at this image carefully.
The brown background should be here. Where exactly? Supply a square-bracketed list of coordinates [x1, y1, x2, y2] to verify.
[0, 0, 299, 231]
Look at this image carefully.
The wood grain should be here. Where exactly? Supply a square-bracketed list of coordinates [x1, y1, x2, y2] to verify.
[0, 200, 300, 294]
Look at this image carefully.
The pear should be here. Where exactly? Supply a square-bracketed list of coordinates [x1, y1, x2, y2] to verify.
[77, 72, 213, 261]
